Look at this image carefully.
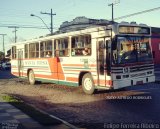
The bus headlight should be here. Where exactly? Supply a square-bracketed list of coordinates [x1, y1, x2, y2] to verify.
[116, 75, 121, 79]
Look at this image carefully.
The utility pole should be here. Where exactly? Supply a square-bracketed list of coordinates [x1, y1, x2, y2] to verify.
[108, 3, 114, 22]
[41, 9, 56, 34]
[0, 34, 7, 57]
[108, 0, 120, 23]
[8, 26, 19, 43]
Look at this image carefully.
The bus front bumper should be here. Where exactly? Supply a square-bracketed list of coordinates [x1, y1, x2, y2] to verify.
[113, 75, 155, 89]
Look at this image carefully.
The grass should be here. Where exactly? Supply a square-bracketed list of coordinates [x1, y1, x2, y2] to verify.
[2, 95, 62, 126]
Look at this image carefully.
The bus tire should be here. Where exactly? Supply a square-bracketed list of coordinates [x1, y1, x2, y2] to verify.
[82, 73, 95, 95]
[28, 70, 36, 85]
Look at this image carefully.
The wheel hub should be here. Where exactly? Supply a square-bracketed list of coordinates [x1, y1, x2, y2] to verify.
[84, 78, 92, 91]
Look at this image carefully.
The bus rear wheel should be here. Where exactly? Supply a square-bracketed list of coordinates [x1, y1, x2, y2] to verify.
[82, 73, 95, 94]
[28, 70, 36, 85]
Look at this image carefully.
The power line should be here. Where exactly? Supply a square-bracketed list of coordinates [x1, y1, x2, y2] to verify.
[0, 25, 58, 30]
[114, 6, 160, 21]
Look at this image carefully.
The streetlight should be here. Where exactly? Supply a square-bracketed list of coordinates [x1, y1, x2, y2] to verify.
[30, 14, 51, 33]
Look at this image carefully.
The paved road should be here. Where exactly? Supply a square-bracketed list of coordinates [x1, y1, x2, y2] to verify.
[0, 69, 16, 79]
[155, 65, 160, 82]
[0, 69, 160, 129]
[45, 83, 160, 129]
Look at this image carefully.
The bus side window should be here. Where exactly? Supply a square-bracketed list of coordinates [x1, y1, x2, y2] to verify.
[24, 44, 28, 58]
[40, 42, 44, 57]
[12, 46, 17, 59]
[40, 40, 52, 58]
[29, 43, 39, 58]
[54, 38, 69, 57]
[45, 41, 52, 57]
[71, 35, 91, 56]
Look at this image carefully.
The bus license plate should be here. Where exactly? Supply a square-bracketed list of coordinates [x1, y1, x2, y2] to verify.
[136, 81, 143, 85]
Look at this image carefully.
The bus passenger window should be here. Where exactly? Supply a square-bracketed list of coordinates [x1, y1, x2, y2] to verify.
[25, 44, 28, 58]
[40, 40, 52, 58]
[71, 34, 91, 56]
[12, 46, 17, 59]
[54, 38, 69, 57]
[29, 43, 39, 58]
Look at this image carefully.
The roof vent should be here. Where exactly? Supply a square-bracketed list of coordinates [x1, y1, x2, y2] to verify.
[120, 21, 129, 24]
[130, 21, 137, 25]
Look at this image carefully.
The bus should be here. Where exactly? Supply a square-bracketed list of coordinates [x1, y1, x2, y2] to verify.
[11, 22, 155, 94]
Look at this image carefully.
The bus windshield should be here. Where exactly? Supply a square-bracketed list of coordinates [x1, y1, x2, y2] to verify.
[116, 36, 152, 64]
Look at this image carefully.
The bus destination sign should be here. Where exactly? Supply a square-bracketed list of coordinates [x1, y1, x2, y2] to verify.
[119, 26, 150, 34]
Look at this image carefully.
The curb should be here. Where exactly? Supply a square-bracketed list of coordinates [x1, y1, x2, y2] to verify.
[27, 103, 79, 129]
[49, 114, 79, 129]
[1, 95, 79, 129]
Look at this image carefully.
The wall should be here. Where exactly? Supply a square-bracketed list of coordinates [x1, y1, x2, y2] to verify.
[151, 33, 160, 65]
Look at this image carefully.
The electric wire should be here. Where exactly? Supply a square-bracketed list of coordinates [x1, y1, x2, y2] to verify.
[114, 6, 160, 21]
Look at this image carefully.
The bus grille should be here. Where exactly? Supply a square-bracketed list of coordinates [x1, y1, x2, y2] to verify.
[111, 64, 154, 74]
[130, 64, 154, 72]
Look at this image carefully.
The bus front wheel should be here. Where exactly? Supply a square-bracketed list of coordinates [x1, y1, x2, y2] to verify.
[28, 70, 36, 85]
[82, 73, 95, 94]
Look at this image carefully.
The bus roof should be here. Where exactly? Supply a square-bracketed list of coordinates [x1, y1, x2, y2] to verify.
[11, 25, 109, 46]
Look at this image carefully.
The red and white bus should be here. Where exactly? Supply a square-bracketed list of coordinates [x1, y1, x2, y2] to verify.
[11, 22, 155, 94]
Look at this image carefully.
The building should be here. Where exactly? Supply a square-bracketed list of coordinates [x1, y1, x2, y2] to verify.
[57, 16, 111, 33]
[151, 27, 160, 65]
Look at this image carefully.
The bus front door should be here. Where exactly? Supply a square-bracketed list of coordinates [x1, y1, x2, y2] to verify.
[17, 50, 23, 77]
[97, 38, 111, 87]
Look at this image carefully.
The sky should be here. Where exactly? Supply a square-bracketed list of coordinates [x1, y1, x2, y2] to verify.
[0, 0, 160, 53]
